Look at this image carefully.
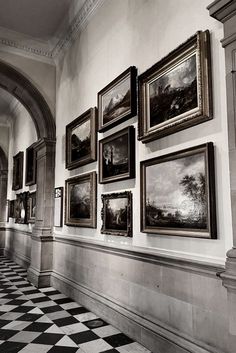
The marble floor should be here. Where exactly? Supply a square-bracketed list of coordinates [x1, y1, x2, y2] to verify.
[0, 256, 152, 353]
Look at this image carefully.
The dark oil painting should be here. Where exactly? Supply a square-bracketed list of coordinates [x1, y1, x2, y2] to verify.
[145, 152, 207, 230]
[149, 54, 198, 128]
[105, 197, 128, 231]
[102, 76, 131, 125]
[71, 119, 91, 162]
[69, 180, 91, 219]
[102, 134, 129, 179]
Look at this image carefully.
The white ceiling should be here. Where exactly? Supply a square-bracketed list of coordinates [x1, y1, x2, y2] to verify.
[0, 0, 73, 40]
[0, 0, 90, 122]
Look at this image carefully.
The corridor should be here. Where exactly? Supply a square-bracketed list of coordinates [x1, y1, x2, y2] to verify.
[0, 256, 150, 353]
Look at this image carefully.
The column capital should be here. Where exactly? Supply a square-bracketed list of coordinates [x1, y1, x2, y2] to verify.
[34, 137, 56, 152]
[208, 0, 236, 23]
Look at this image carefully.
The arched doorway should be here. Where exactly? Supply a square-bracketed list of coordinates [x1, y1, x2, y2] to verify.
[0, 60, 56, 287]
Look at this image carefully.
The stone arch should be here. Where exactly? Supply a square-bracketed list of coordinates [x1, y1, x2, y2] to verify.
[0, 59, 56, 287]
[0, 60, 55, 139]
[0, 146, 8, 224]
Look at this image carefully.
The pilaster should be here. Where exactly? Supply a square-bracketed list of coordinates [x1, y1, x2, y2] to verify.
[208, 0, 236, 335]
[28, 138, 56, 287]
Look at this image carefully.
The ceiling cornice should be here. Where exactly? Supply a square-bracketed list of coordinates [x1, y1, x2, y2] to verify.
[0, 0, 105, 64]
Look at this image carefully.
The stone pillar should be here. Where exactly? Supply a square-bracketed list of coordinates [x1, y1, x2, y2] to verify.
[208, 0, 236, 335]
[28, 138, 55, 288]
[0, 170, 8, 223]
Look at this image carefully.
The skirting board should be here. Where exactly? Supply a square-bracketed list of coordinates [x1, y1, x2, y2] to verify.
[4, 248, 30, 269]
[51, 271, 223, 353]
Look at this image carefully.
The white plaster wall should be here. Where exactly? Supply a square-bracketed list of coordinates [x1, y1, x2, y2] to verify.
[0, 125, 9, 157]
[7, 102, 37, 232]
[55, 0, 231, 264]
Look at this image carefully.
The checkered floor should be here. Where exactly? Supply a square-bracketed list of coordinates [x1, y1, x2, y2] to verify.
[0, 256, 151, 353]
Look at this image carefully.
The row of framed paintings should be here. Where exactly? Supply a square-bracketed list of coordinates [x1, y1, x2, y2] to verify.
[66, 30, 212, 171]
[8, 192, 36, 224]
[63, 142, 216, 239]
[12, 143, 37, 191]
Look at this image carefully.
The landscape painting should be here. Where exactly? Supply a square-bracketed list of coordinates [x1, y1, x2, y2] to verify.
[99, 126, 135, 183]
[138, 30, 212, 142]
[65, 172, 97, 228]
[71, 119, 91, 162]
[149, 54, 198, 128]
[141, 143, 217, 238]
[98, 66, 137, 131]
[66, 108, 97, 170]
[101, 192, 132, 237]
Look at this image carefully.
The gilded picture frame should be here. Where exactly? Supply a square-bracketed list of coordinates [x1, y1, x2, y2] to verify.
[138, 30, 212, 143]
[66, 108, 97, 170]
[140, 143, 216, 238]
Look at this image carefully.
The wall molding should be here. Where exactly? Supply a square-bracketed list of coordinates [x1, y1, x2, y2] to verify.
[5, 227, 32, 237]
[51, 270, 224, 353]
[54, 234, 224, 277]
[4, 248, 30, 268]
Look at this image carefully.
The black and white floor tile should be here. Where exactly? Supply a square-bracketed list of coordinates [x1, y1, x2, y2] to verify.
[0, 256, 151, 353]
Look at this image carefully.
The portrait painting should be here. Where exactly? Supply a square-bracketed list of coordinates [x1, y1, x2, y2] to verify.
[101, 191, 132, 237]
[99, 126, 135, 183]
[138, 30, 212, 142]
[12, 151, 24, 191]
[140, 143, 216, 238]
[15, 192, 28, 224]
[98, 66, 137, 131]
[65, 172, 97, 228]
[27, 192, 36, 223]
[66, 108, 97, 170]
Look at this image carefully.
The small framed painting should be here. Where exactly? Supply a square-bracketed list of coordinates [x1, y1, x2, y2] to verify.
[12, 152, 24, 191]
[65, 172, 97, 228]
[9, 200, 15, 218]
[101, 191, 132, 237]
[138, 30, 212, 142]
[99, 126, 135, 184]
[15, 192, 28, 224]
[27, 192, 36, 223]
[98, 66, 137, 132]
[66, 108, 97, 170]
[140, 143, 216, 238]
[25, 143, 37, 186]
[54, 187, 63, 227]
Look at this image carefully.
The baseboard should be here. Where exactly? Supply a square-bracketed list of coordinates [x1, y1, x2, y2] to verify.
[4, 248, 30, 269]
[51, 271, 223, 353]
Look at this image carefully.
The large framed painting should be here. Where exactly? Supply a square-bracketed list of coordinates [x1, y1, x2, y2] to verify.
[65, 172, 97, 228]
[25, 143, 37, 186]
[140, 143, 216, 238]
[101, 191, 132, 237]
[27, 192, 36, 223]
[66, 108, 97, 170]
[12, 152, 24, 191]
[15, 192, 28, 224]
[138, 30, 212, 143]
[99, 126, 135, 184]
[98, 66, 137, 132]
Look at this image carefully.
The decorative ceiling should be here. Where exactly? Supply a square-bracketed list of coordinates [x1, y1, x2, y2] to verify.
[0, 0, 103, 62]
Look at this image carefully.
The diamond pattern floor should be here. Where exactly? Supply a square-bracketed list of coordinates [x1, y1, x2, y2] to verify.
[0, 256, 151, 353]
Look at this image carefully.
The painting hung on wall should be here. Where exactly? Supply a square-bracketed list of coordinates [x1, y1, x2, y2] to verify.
[27, 192, 36, 223]
[65, 172, 97, 228]
[8, 200, 15, 218]
[54, 187, 63, 227]
[12, 152, 24, 191]
[101, 191, 132, 237]
[98, 66, 137, 132]
[25, 143, 37, 186]
[140, 143, 216, 238]
[99, 126, 135, 184]
[138, 30, 212, 143]
[15, 192, 28, 224]
[66, 108, 97, 170]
